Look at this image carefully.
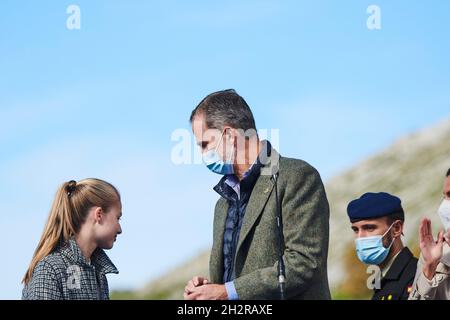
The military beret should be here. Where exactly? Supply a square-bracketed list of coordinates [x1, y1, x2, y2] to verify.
[347, 192, 404, 223]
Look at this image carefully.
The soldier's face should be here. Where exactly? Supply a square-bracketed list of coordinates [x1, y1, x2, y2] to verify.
[352, 218, 402, 248]
[351, 218, 390, 239]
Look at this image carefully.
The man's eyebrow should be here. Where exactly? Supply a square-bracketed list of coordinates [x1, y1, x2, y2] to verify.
[361, 224, 377, 229]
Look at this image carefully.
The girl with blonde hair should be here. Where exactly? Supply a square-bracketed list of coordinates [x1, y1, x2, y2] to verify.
[22, 178, 122, 300]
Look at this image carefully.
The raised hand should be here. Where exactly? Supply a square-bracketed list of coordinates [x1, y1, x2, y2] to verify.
[419, 217, 444, 279]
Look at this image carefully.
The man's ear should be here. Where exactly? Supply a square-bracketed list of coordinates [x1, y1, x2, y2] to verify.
[393, 220, 404, 237]
[223, 126, 232, 137]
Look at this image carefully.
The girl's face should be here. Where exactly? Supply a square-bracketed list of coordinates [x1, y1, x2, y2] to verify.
[94, 203, 122, 250]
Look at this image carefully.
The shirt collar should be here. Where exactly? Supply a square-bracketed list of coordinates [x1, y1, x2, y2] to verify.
[214, 140, 271, 198]
[382, 247, 413, 280]
[60, 238, 119, 275]
[381, 250, 401, 278]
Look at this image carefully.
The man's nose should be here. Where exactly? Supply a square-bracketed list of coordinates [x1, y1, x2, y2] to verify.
[357, 231, 366, 238]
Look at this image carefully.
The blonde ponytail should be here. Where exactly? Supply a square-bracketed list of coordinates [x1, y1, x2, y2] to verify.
[23, 178, 120, 284]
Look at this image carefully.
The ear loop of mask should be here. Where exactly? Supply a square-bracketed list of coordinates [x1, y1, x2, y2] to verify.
[214, 129, 234, 164]
[213, 130, 225, 153]
[382, 221, 398, 248]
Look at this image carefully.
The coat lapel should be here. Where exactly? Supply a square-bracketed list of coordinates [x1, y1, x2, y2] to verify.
[235, 174, 275, 257]
[236, 146, 280, 255]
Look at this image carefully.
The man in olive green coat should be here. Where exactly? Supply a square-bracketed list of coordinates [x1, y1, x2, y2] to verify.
[184, 89, 331, 300]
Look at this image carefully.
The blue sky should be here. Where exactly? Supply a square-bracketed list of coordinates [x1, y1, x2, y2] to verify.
[0, 0, 449, 299]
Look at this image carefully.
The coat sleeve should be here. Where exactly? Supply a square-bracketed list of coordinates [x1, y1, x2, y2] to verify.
[408, 254, 448, 300]
[233, 162, 330, 299]
[22, 260, 64, 300]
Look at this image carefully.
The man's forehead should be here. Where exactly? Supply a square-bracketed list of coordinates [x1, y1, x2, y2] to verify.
[192, 124, 221, 142]
[192, 115, 206, 132]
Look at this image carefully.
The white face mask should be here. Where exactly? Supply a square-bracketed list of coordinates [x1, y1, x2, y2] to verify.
[438, 199, 450, 230]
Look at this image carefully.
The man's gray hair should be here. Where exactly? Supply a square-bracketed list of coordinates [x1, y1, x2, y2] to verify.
[190, 89, 257, 134]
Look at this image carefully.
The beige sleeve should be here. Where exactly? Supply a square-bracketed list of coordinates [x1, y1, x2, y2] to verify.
[409, 254, 448, 300]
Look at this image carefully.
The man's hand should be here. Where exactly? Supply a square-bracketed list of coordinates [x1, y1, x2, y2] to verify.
[184, 276, 209, 299]
[419, 218, 444, 280]
[184, 284, 228, 300]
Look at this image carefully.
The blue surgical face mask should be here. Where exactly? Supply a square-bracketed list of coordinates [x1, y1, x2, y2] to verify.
[202, 130, 234, 175]
[355, 222, 396, 265]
